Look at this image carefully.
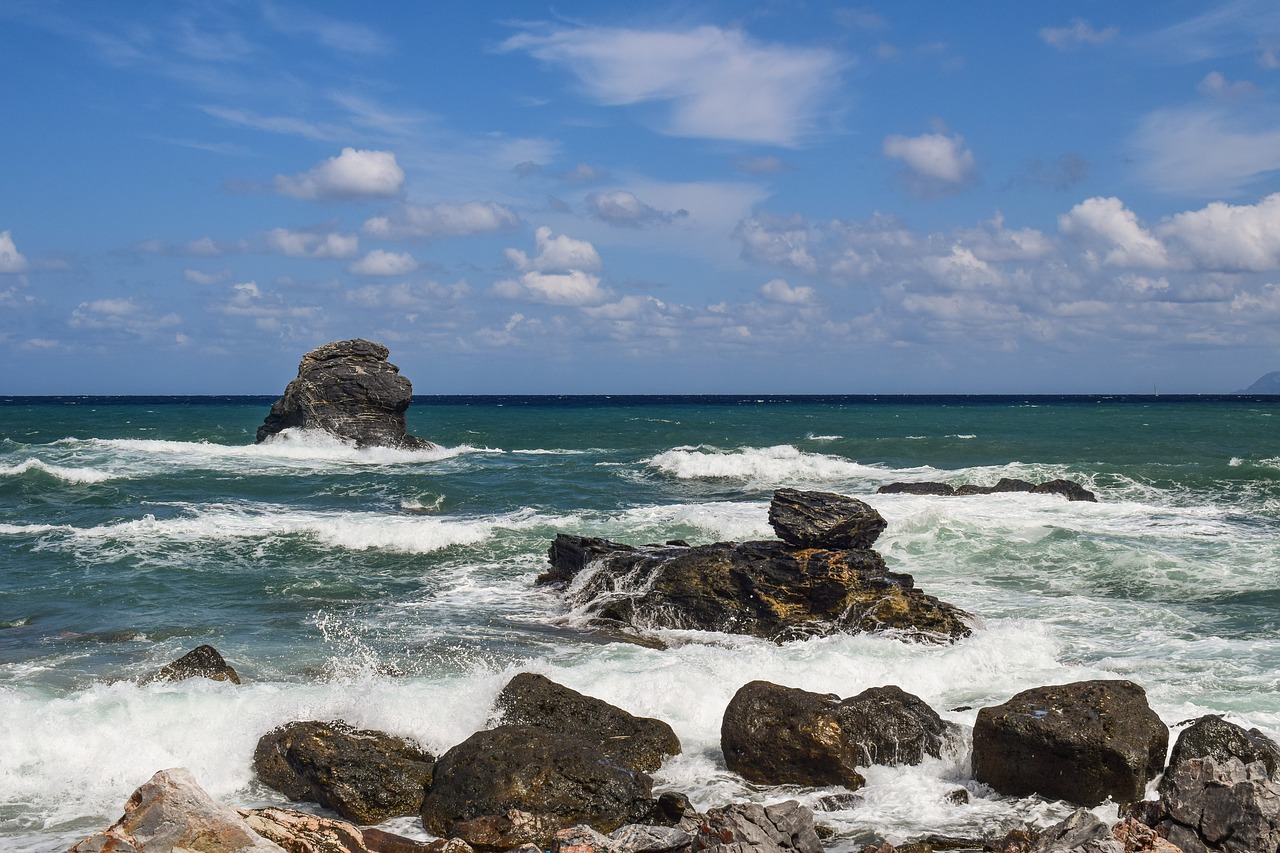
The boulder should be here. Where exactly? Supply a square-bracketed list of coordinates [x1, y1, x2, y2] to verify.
[1030, 480, 1098, 503]
[1161, 715, 1280, 793]
[876, 478, 1096, 502]
[145, 644, 241, 685]
[767, 488, 887, 550]
[420, 725, 655, 842]
[253, 720, 435, 825]
[1030, 809, 1122, 852]
[241, 806, 462, 853]
[1148, 756, 1280, 853]
[690, 801, 823, 853]
[877, 482, 957, 496]
[447, 810, 562, 853]
[972, 680, 1168, 807]
[256, 339, 434, 449]
[495, 672, 681, 773]
[69, 767, 284, 852]
[542, 535, 971, 644]
[609, 824, 695, 853]
[721, 681, 954, 788]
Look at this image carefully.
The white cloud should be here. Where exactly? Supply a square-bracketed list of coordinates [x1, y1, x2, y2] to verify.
[586, 191, 686, 227]
[1133, 105, 1280, 197]
[883, 132, 976, 196]
[68, 298, 182, 334]
[505, 226, 601, 273]
[363, 201, 519, 241]
[1160, 193, 1280, 271]
[1040, 19, 1118, 49]
[262, 3, 391, 55]
[1198, 71, 1256, 100]
[560, 163, 610, 183]
[760, 278, 815, 305]
[501, 24, 844, 145]
[0, 230, 29, 273]
[348, 249, 418, 276]
[346, 280, 469, 311]
[266, 228, 359, 259]
[274, 147, 405, 201]
[734, 214, 819, 274]
[493, 270, 608, 306]
[1059, 197, 1171, 268]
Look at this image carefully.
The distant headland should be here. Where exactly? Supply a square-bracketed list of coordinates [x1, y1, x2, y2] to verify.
[1236, 370, 1280, 394]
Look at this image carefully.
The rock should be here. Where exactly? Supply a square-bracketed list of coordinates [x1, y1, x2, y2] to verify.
[543, 536, 971, 643]
[652, 792, 697, 826]
[447, 810, 562, 853]
[241, 806, 457, 853]
[1030, 809, 1122, 852]
[721, 681, 955, 788]
[495, 672, 681, 773]
[1161, 715, 1280, 793]
[68, 767, 284, 852]
[972, 680, 1168, 807]
[690, 801, 823, 853]
[554, 825, 621, 853]
[609, 824, 695, 853]
[767, 488, 887, 550]
[420, 725, 655, 842]
[814, 794, 862, 812]
[1107, 818, 1183, 853]
[146, 644, 241, 684]
[876, 478, 1095, 502]
[253, 719, 435, 825]
[987, 828, 1041, 853]
[256, 339, 434, 449]
[1149, 756, 1280, 853]
[540, 535, 636, 586]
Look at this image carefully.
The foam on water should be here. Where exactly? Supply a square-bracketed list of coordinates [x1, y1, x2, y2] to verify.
[645, 445, 892, 487]
[0, 459, 117, 484]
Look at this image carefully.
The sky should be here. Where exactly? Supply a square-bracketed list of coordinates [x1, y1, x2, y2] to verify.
[3, 1, 1280, 394]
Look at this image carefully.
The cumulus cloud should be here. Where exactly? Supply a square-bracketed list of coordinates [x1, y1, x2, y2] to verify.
[501, 24, 844, 145]
[363, 201, 519, 241]
[68, 298, 182, 334]
[1198, 71, 1256, 100]
[1133, 105, 1280, 197]
[346, 280, 469, 312]
[1160, 193, 1280, 272]
[505, 226, 602, 273]
[1059, 197, 1171, 268]
[760, 278, 815, 304]
[0, 230, 29, 273]
[266, 228, 359, 258]
[494, 270, 608, 306]
[586, 191, 687, 227]
[274, 147, 405, 201]
[1040, 19, 1118, 49]
[883, 132, 976, 197]
[348, 249, 418, 276]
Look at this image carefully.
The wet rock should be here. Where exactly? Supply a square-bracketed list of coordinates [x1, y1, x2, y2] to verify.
[876, 478, 1095, 502]
[877, 482, 957, 496]
[69, 767, 284, 852]
[241, 806, 458, 853]
[543, 536, 971, 643]
[146, 643, 241, 684]
[814, 793, 862, 812]
[610, 824, 695, 853]
[420, 725, 655, 843]
[256, 339, 434, 449]
[690, 801, 823, 853]
[767, 488, 888, 550]
[495, 672, 681, 773]
[1107, 818, 1183, 853]
[722, 681, 955, 789]
[1161, 715, 1280, 793]
[1030, 809, 1122, 852]
[541, 535, 636, 586]
[447, 810, 562, 853]
[652, 792, 697, 826]
[253, 720, 435, 825]
[972, 680, 1168, 807]
[1029, 480, 1097, 503]
[1148, 755, 1280, 853]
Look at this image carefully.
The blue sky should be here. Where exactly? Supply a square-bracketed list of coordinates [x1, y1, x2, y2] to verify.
[3, 1, 1280, 393]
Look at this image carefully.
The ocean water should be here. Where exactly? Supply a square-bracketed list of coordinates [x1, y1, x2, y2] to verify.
[2, 394, 1279, 851]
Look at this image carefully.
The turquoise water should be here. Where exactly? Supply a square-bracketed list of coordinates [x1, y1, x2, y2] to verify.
[1, 395, 1278, 850]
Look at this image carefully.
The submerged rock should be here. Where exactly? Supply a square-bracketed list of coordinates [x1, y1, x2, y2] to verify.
[972, 679, 1168, 807]
[256, 338, 434, 449]
[252, 719, 435, 825]
[69, 767, 284, 852]
[145, 643, 241, 685]
[721, 681, 955, 789]
[876, 478, 1097, 502]
[495, 672, 681, 773]
[767, 488, 887, 550]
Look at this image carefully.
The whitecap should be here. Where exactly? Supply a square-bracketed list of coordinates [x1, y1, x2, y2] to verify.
[0, 458, 117, 484]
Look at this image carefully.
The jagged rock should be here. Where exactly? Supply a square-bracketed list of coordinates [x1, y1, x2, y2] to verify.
[767, 488, 887, 550]
[146, 644, 241, 684]
[68, 767, 284, 852]
[1031, 809, 1122, 852]
[1161, 715, 1280, 794]
[1148, 756, 1280, 853]
[540, 535, 636, 585]
[542, 535, 971, 643]
[253, 720, 434, 825]
[495, 672, 681, 773]
[1107, 818, 1183, 853]
[420, 725, 655, 843]
[972, 680, 1168, 807]
[256, 339, 433, 449]
[876, 478, 1096, 502]
[241, 806, 459, 853]
[610, 824, 695, 853]
[447, 810, 562, 853]
[690, 801, 823, 853]
[721, 681, 955, 789]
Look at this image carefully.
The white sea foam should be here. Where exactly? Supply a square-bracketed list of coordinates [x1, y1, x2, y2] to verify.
[646, 445, 888, 487]
[0, 458, 117, 484]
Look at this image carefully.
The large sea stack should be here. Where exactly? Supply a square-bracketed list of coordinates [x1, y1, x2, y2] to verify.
[256, 339, 434, 449]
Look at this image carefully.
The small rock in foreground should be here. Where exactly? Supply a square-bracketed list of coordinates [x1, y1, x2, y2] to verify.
[144, 644, 241, 685]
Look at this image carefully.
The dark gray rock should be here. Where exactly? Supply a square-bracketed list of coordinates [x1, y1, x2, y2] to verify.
[447, 810, 562, 853]
[1152, 756, 1280, 853]
[767, 488, 887, 550]
[495, 672, 680, 773]
[876, 482, 957, 496]
[252, 720, 434, 825]
[876, 478, 1096, 502]
[721, 681, 955, 789]
[1030, 479, 1097, 502]
[1029, 809, 1122, 852]
[690, 801, 823, 853]
[146, 644, 241, 685]
[972, 680, 1168, 807]
[1161, 715, 1280, 793]
[256, 339, 434, 449]
[542, 536, 972, 644]
[420, 725, 655, 842]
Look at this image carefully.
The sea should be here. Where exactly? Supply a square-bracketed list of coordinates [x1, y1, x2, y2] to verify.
[2, 394, 1279, 852]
